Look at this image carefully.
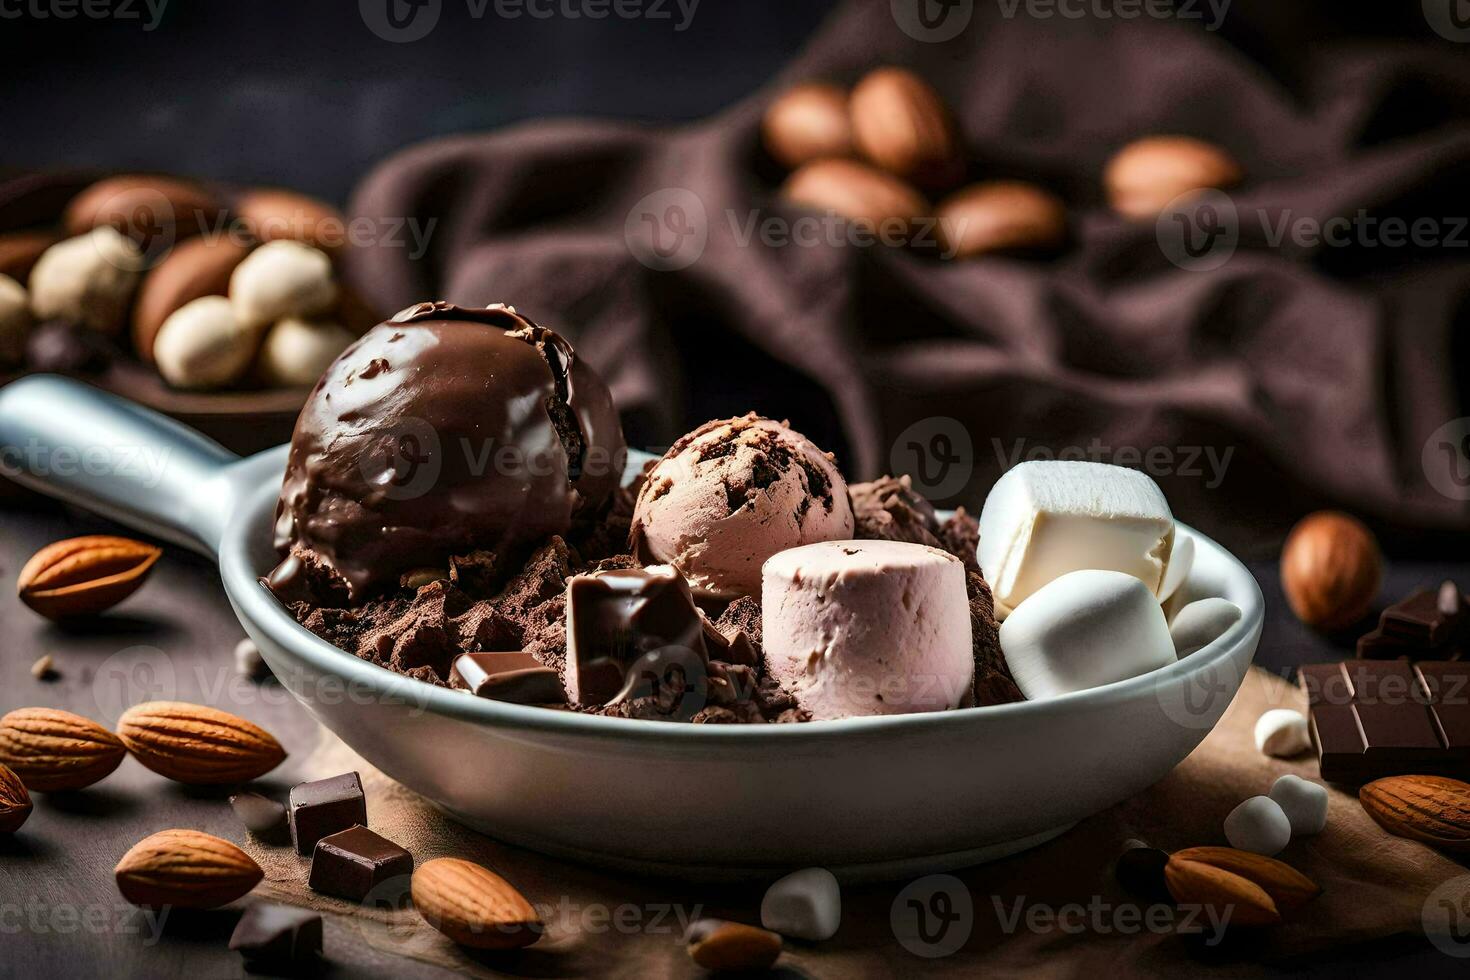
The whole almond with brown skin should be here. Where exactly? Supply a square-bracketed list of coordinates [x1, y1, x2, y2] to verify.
[849, 67, 962, 190]
[235, 188, 347, 254]
[117, 702, 286, 785]
[1360, 775, 1470, 854]
[781, 158, 929, 240]
[132, 236, 252, 363]
[412, 858, 543, 949]
[937, 181, 1068, 258]
[64, 174, 222, 251]
[686, 919, 782, 971]
[0, 763, 34, 833]
[762, 82, 854, 170]
[1164, 855, 1280, 927]
[18, 535, 163, 621]
[1280, 511, 1381, 631]
[1104, 135, 1242, 220]
[0, 707, 126, 792]
[115, 829, 263, 908]
[1169, 847, 1320, 913]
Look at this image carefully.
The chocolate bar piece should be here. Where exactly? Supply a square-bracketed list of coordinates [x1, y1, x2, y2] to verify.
[309, 825, 414, 903]
[565, 566, 709, 705]
[229, 791, 289, 844]
[289, 772, 367, 855]
[451, 652, 566, 704]
[1299, 660, 1470, 783]
[1357, 581, 1467, 660]
[229, 903, 322, 967]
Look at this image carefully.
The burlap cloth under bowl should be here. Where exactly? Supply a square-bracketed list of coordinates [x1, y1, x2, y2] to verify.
[241, 668, 1468, 977]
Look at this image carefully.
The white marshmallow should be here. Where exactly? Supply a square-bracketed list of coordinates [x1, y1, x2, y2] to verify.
[1170, 597, 1243, 657]
[1158, 533, 1194, 602]
[1269, 775, 1328, 837]
[760, 867, 841, 941]
[1224, 796, 1291, 855]
[978, 461, 1175, 616]
[997, 569, 1176, 700]
[1253, 708, 1310, 758]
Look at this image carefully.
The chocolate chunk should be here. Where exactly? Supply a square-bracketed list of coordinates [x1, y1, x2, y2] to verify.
[309, 825, 414, 903]
[229, 903, 323, 967]
[565, 566, 709, 705]
[850, 474, 942, 546]
[1299, 660, 1470, 783]
[1114, 842, 1171, 903]
[1357, 581, 1468, 659]
[289, 772, 367, 855]
[451, 652, 566, 704]
[230, 791, 289, 844]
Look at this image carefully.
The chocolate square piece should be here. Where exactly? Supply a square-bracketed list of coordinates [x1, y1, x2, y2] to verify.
[1300, 660, 1470, 783]
[289, 772, 367, 855]
[309, 825, 414, 903]
[1357, 581, 1468, 660]
[229, 791, 289, 845]
[229, 903, 323, 967]
[451, 652, 566, 704]
[565, 567, 709, 705]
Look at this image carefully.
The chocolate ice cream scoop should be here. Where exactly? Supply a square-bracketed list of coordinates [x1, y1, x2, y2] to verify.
[629, 413, 854, 598]
[271, 302, 625, 600]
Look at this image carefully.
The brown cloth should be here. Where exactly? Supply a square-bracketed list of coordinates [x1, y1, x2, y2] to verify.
[241, 668, 1466, 977]
[343, 0, 1470, 558]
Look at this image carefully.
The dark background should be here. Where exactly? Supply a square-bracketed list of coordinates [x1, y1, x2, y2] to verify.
[0, 1, 1453, 205]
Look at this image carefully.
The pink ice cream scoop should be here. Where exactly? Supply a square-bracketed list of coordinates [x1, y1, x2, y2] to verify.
[629, 413, 854, 599]
[762, 539, 974, 720]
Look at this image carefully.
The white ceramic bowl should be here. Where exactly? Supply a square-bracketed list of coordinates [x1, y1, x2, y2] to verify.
[0, 376, 1262, 880]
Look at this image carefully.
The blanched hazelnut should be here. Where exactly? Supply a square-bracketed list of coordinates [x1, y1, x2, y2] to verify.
[228, 240, 337, 330]
[153, 295, 258, 390]
[28, 227, 145, 334]
[0, 273, 32, 365]
[256, 316, 356, 388]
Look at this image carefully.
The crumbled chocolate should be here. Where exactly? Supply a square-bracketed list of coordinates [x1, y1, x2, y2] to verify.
[966, 570, 1022, 706]
[850, 474, 942, 547]
[939, 507, 981, 575]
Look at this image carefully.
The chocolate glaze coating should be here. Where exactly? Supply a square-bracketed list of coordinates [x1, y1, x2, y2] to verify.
[271, 302, 626, 600]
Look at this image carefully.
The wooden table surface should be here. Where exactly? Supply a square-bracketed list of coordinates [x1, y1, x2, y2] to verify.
[2, 494, 1467, 978]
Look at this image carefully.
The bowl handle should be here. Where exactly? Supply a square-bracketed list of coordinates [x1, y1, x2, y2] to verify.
[0, 375, 248, 555]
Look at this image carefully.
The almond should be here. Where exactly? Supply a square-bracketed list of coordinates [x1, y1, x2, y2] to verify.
[1164, 855, 1280, 927]
[1360, 775, 1470, 854]
[1104, 135, 1242, 220]
[781, 158, 929, 240]
[117, 702, 286, 785]
[0, 707, 127, 792]
[411, 857, 543, 950]
[17, 535, 162, 620]
[937, 181, 1068, 258]
[0, 763, 33, 833]
[115, 829, 263, 908]
[1169, 847, 1320, 913]
[762, 82, 854, 170]
[685, 919, 783, 971]
[849, 67, 962, 190]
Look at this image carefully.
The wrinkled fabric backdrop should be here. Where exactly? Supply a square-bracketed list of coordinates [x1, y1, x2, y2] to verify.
[343, 0, 1470, 559]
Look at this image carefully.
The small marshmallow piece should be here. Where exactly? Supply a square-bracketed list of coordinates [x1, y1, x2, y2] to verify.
[978, 460, 1175, 615]
[998, 569, 1176, 700]
[1158, 534, 1194, 602]
[1224, 796, 1291, 856]
[1169, 597, 1242, 657]
[257, 316, 356, 387]
[1253, 708, 1310, 758]
[760, 867, 841, 941]
[229, 240, 337, 330]
[1269, 775, 1328, 837]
